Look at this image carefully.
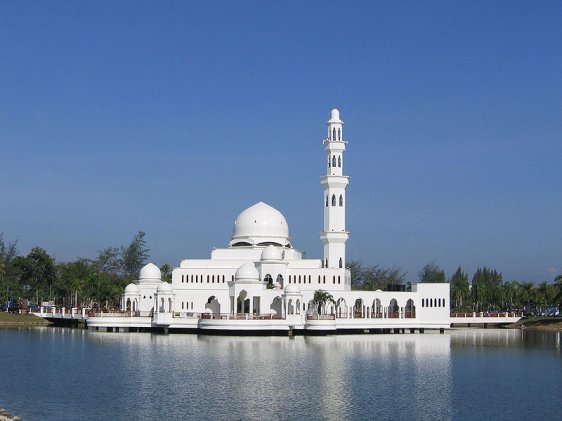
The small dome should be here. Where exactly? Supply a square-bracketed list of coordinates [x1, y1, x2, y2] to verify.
[124, 283, 140, 294]
[261, 245, 282, 261]
[139, 263, 161, 281]
[328, 108, 342, 123]
[235, 262, 260, 282]
[284, 284, 301, 294]
[157, 282, 173, 293]
[230, 202, 291, 247]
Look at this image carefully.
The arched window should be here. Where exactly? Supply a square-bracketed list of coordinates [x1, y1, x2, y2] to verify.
[338, 128, 341, 140]
[289, 275, 292, 283]
[328, 155, 331, 167]
[309, 275, 311, 283]
[338, 276, 341, 284]
[442, 298, 446, 307]
[264, 274, 273, 286]
[191, 275, 193, 283]
[339, 257, 343, 268]
[196, 275, 198, 283]
[333, 276, 335, 284]
[231, 275, 234, 282]
[276, 274, 283, 286]
[207, 275, 210, 283]
[325, 196, 328, 207]
[298, 275, 301, 284]
[323, 275, 326, 284]
[212, 275, 215, 283]
[438, 298, 441, 307]
[325, 258, 328, 268]
[332, 156, 336, 167]
[318, 275, 321, 283]
[333, 128, 336, 140]
[338, 156, 341, 167]
[331, 194, 336, 206]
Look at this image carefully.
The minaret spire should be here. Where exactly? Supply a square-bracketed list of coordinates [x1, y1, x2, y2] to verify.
[320, 109, 349, 269]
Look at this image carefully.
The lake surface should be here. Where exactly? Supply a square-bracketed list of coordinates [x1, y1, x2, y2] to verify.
[0, 328, 560, 420]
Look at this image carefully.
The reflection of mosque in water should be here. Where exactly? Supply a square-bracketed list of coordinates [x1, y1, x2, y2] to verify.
[102, 332, 453, 420]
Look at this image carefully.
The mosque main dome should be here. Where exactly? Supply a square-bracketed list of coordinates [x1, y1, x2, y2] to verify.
[230, 202, 291, 248]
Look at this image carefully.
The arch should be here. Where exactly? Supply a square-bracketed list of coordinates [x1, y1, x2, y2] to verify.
[205, 296, 220, 314]
[323, 275, 326, 284]
[388, 299, 399, 318]
[168, 298, 172, 313]
[296, 299, 301, 315]
[338, 156, 341, 167]
[332, 155, 336, 167]
[328, 155, 331, 167]
[338, 128, 341, 140]
[125, 298, 131, 311]
[339, 257, 343, 268]
[332, 194, 336, 206]
[336, 298, 348, 318]
[372, 298, 382, 318]
[276, 274, 284, 288]
[332, 128, 336, 140]
[405, 299, 416, 318]
[159, 297, 165, 313]
[354, 298, 364, 318]
[438, 298, 441, 307]
[212, 275, 215, 283]
[442, 298, 446, 307]
[339, 195, 344, 206]
[287, 299, 295, 315]
[270, 296, 283, 317]
[264, 274, 273, 287]
[325, 196, 328, 207]
[237, 290, 250, 314]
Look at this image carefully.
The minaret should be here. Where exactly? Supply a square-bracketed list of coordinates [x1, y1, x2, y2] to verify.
[320, 109, 349, 269]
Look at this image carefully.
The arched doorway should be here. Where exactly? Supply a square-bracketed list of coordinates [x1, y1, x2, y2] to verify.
[336, 298, 348, 318]
[405, 299, 415, 318]
[270, 296, 282, 317]
[237, 290, 250, 314]
[205, 296, 220, 314]
[372, 298, 382, 318]
[388, 299, 399, 318]
[354, 298, 364, 318]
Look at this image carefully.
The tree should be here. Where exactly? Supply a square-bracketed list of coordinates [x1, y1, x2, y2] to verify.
[160, 264, 172, 283]
[449, 266, 469, 311]
[419, 261, 446, 283]
[120, 231, 150, 279]
[313, 290, 335, 315]
[349, 260, 405, 291]
[471, 267, 503, 311]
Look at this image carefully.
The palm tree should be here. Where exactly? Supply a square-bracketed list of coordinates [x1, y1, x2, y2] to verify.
[313, 290, 335, 315]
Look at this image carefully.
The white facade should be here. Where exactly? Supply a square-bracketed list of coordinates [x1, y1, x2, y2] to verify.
[112, 109, 450, 334]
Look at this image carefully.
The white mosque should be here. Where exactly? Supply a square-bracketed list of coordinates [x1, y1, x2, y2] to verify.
[88, 109, 450, 334]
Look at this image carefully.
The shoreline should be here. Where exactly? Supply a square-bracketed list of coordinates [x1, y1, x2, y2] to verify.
[507, 317, 562, 331]
[0, 313, 51, 327]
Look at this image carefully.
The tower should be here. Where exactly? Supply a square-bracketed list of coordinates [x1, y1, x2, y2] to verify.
[320, 109, 349, 269]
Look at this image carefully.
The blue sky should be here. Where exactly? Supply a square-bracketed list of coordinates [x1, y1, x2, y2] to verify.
[1, 1, 561, 283]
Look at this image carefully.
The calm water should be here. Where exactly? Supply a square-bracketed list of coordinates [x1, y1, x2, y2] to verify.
[0, 328, 560, 420]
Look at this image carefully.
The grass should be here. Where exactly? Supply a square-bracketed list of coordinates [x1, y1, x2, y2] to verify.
[508, 316, 562, 331]
[0, 312, 51, 326]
